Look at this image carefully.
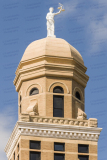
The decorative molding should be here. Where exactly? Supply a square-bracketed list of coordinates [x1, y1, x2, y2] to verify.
[4, 123, 19, 159]
[14, 62, 89, 92]
[26, 83, 43, 96]
[27, 115, 98, 128]
[7, 130, 21, 159]
[5, 121, 102, 159]
[48, 81, 69, 94]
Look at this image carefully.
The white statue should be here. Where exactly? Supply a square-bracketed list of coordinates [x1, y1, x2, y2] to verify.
[46, 3, 65, 37]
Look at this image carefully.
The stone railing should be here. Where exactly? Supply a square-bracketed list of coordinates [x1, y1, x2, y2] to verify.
[19, 114, 97, 128]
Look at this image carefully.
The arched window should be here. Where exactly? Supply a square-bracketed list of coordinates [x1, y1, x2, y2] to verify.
[29, 88, 39, 96]
[75, 91, 81, 100]
[53, 86, 64, 117]
[53, 86, 64, 93]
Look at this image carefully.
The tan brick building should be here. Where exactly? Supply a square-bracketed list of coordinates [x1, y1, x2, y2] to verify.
[5, 37, 102, 160]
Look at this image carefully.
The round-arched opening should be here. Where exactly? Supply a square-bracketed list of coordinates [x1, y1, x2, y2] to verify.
[29, 87, 39, 96]
[75, 91, 81, 100]
[53, 86, 64, 94]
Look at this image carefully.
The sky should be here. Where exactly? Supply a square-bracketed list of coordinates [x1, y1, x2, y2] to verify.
[0, 0, 107, 159]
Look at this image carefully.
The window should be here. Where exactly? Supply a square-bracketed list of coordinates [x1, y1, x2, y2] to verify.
[30, 141, 41, 150]
[54, 142, 65, 160]
[78, 144, 89, 160]
[30, 141, 41, 160]
[20, 95, 22, 102]
[29, 88, 39, 96]
[17, 155, 19, 160]
[54, 143, 65, 151]
[17, 144, 19, 152]
[78, 155, 89, 160]
[54, 153, 65, 160]
[75, 91, 81, 100]
[78, 144, 89, 153]
[30, 152, 40, 160]
[53, 86, 64, 93]
[53, 86, 64, 118]
[19, 105, 21, 113]
[53, 95, 64, 117]
[14, 152, 15, 160]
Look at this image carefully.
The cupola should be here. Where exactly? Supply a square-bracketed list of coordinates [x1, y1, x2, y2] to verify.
[14, 37, 89, 120]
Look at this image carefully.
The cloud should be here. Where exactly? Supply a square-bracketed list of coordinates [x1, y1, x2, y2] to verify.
[63, 1, 79, 16]
[85, 2, 107, 54]
[63, 0, 107, 54]
[88, 15, 107, 54]
[56, 0, 107, 54]
[0, 106, 17, 160]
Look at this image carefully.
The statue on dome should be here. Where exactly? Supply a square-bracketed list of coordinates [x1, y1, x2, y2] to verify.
[46, 3, 65, 37]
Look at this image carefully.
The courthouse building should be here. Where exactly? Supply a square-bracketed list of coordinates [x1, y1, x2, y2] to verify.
[5, 36, 102, 160]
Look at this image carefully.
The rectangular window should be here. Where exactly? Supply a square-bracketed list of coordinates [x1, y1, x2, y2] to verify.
[17, 144, 19, 152]
[78, 144, 89, 153]
[53, 96, 64, 117]
[14, 152, 15, 160]
[54, 153, 65, 160]
[18, 155, 19, 160]
[30, 152, 40, 160]
[30, 141, 41, 150]
[78, 155, 89, 160]
[54, 143, 65, 151]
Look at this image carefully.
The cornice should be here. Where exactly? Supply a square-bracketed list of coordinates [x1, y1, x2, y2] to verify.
[14, 62, 89, 92]
[4, 123, 20, 159]
[5, 121, 102, 159]
[15, 55, 87, 74]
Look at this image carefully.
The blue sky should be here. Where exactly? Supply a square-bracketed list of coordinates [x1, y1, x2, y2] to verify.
[0, 0, 107, 159]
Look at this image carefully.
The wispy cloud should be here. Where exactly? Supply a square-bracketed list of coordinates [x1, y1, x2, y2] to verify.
[62, 0, 107, 54]
[0, 106, 17, 160]
[88, 14, 107, 54]
[86, 2, 107, 54]
[63, 1, 79, 16]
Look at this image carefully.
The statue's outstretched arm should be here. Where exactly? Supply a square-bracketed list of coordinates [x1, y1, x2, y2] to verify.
[54, 9, 62, 16]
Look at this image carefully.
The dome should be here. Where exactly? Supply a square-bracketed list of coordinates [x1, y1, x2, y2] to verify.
[21, 37, 84, 65]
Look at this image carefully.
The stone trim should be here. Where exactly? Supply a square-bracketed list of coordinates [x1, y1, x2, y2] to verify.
[20, 115, 98, 128]
[5, 121, 102, 159]
[15, 55, 87, 75]
[4, 122, 19, 159]
[14, 59, 89, 92]
[26, 83, 43, 96]
[48, 81, 69, 94]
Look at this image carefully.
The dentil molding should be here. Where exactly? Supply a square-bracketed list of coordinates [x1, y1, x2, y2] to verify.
[5, 121, 102, 159]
